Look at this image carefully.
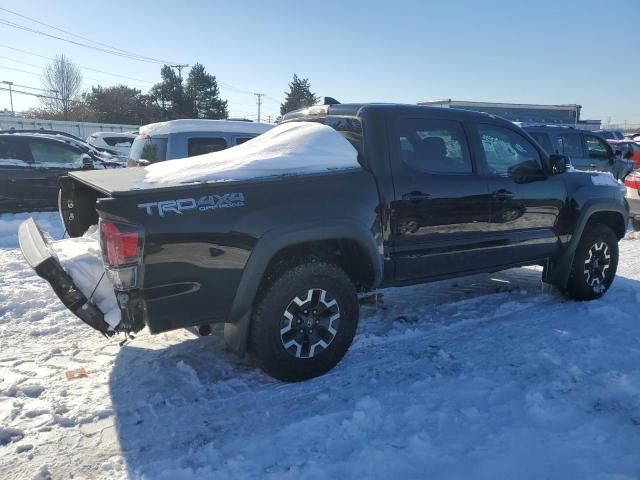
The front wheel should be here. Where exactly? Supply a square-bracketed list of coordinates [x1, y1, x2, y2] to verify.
[631, 218, 640, 231]
[249, 262, 358, 382]
[565, 223, 619, 301]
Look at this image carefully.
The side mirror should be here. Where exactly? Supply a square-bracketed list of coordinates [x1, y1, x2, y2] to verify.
[549, 154, 568, 174]
[81, 154, 94, 170]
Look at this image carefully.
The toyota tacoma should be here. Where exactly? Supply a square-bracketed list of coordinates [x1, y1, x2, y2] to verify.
[18, 103, 629, 381]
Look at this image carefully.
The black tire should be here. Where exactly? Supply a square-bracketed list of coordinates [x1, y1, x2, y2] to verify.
[249, 262, 358, 382]
[632, 218, 640, 231]
[565, 223, 619, 301]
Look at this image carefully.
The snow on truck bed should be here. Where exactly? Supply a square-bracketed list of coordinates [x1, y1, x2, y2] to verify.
[143, 121, 360, 186]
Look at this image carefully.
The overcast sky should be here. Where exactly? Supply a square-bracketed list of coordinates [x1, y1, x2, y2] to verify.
[0, 0, 638, 124]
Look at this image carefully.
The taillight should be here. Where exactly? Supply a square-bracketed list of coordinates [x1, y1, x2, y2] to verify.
[99, 219, 144, 290]
[624, 171, 640, 190]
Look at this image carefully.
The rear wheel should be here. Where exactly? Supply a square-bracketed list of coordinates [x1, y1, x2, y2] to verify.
[249, 262, 358, 382]
[565, 223, 618, 300]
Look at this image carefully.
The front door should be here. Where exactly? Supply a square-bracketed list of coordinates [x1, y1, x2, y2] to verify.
[389, 117, 493, 282]
[473, 123, 566, 265]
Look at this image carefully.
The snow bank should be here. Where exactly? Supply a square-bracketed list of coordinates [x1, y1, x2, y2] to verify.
[0, 212, 63, 248]
[50, 227, 121, 329]
[143, 121, 360, 186]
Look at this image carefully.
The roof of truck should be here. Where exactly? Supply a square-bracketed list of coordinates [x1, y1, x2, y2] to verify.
[282, 102, 506, 124]
[139, 119, 273, 137]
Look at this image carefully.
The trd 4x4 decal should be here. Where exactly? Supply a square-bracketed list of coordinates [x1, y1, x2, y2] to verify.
[138, 193, 245, 216]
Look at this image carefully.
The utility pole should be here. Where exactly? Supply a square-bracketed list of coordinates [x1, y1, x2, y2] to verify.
[253, 93, 264, 122]
[266, 115, 272, 124]
[2, 81, 14, 114]
[169, 64, 190, 79]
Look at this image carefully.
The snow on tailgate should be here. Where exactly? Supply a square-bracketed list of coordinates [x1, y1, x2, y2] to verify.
[143, 121, 360, 186]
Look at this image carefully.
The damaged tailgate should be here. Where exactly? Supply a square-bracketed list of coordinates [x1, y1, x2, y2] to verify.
[18, 218, 113, 334]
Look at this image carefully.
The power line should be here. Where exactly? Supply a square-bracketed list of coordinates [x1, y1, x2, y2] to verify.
[0, 45, 154, 85]
[0, 85, 57, 101]
[0, 51, 153, 86]
[0, 64, 42, 77]
[0, 6, 178, 64]
[0, 17, 178, 65]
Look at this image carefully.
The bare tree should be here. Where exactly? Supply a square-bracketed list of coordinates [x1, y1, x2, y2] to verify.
[40, 54, 82, 120]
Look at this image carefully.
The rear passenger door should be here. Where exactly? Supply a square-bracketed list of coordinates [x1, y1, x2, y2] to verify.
[389, 117, 493, 282]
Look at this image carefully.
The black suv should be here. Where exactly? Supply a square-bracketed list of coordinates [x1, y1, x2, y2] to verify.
[523, 125, 634, 180]
[0, 132, 122, 213]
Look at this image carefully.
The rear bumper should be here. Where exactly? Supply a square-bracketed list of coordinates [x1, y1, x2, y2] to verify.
[18, 218, 114, 334]
[625, 185, 640, 218]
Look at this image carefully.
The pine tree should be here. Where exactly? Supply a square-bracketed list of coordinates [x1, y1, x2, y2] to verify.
[186, 63, 228, 119]
[280, 74, 319, 116]
[149, 65, 189, 120]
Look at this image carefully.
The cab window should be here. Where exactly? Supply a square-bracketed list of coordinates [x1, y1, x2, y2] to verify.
[396, 118, 472, 174]
[478, 125, 542, 176]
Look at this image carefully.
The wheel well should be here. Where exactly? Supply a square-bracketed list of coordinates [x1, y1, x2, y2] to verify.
[585, 211, 626, 240]
[257, 239, 376, 298]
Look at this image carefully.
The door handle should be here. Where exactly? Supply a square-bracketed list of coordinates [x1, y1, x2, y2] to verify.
[491, 189, 513, 200]
[402, 191, 431, 202]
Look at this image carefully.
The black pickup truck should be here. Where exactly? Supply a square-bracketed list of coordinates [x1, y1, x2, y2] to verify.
[19, 103, 628, 381]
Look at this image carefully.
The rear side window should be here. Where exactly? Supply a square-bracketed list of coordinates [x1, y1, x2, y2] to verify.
[598, 131, 614, 140]
[396, 118, 472, 174]
[188, 137, 227, 157]
[584, 134, 611, 159]
[235, 137, 254, 145]
[478, 125, 542, 176]
[555, 133, 583, 157]
[0, 137, 31, 162]
[528, 132, 553, 154]
[103, 137, 134, 147]
[27, 140, 82, 165]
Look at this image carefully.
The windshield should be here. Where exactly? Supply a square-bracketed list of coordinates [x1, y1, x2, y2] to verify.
[129, 136, 168, 163]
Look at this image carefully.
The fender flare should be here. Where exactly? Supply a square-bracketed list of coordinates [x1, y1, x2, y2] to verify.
[223, 220, 383, 353]
[544, 199, 628, 287]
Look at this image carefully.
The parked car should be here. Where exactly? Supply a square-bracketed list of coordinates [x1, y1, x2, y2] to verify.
[607, 139, 640, 168]
[0, 132, 122, 212]
[624, 170, 640, 230]
[86, 132, 137, 159]
[1, 129, 121, 158]
[127, 119, 273, 167]
[595, 129, 625, 140]
[523, 125, 634, 180]
[19, 103, 628, 381]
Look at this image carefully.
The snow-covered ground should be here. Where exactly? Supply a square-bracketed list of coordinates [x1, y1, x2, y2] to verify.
[1, 213, 640, 479]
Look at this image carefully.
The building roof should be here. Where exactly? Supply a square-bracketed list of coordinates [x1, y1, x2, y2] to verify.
[418, 99, 581, 111]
